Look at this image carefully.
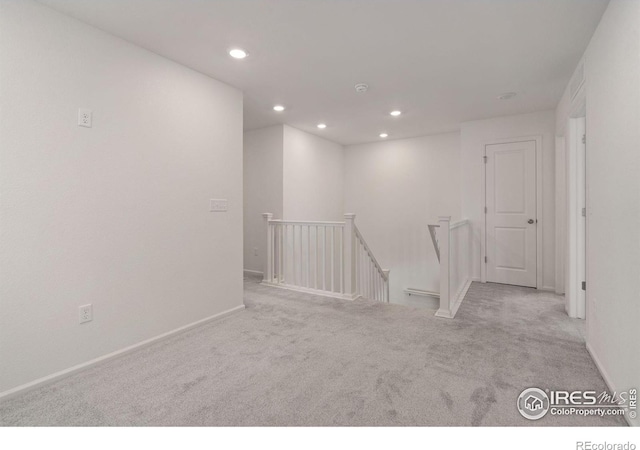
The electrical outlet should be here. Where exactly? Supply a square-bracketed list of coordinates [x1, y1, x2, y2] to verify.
[210, 199, 228, 212]
[254, 247, 258, 256]
[79, 304, 93, 324]
[78, 108, 92, 128]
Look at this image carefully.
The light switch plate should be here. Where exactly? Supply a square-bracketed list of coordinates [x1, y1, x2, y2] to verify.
[210, 199, 228, 212]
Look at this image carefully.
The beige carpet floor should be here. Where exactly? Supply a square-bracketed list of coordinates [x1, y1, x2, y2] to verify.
[0, 277, 625, 426]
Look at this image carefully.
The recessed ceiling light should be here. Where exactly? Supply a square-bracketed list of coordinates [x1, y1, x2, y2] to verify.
[390, 110, 402, 116]
[317, 123, 327, 129]
[498, 92, 517, 100]
[229, 48, 248, 59]
[273, 105, 285, 112]
[379, 133, 389, 138]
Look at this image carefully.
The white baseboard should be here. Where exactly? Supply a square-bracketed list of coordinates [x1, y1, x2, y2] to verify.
[261, 281, 359, 301]
[243, 269, 263, 276]
[540, 285, 556, 292]
[403, 288, 439, 299]
[435, 278, 472, 319]
[586, 342, 636, 427]
[0, 304, 245, 402]
[451, 278, 472, 318]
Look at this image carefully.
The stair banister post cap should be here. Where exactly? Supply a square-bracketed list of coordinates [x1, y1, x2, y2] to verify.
[344, 213, 356, 219]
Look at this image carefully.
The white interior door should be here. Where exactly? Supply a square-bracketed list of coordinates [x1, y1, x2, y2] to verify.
[485, 140, 537, 287]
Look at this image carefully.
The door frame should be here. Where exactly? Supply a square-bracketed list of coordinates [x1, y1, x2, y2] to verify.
[566, 115, 587, 319]
[558, 83, 587, 319]
[481, 135, 543, 289]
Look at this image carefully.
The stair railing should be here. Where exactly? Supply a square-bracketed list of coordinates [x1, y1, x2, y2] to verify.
[428, 216, 472, 319]
[262, 213, 389, 302]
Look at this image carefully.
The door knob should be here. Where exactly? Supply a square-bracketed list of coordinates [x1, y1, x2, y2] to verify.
[528, 219, 534, 224]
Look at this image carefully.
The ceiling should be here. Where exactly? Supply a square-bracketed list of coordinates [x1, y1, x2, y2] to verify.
[38, 0, 609, 145]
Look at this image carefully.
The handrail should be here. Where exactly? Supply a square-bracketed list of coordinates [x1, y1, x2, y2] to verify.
[428, 223, 440, 262]
[354, 225, 388, 280]
[268, 219, 346, 226]
[449, 219, 470, 230]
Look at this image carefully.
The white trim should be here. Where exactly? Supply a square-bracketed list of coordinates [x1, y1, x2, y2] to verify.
[449, 219, 470, 230]
[565, 117, 587, 319]
[268, 219, 345, 226]
[0, 304, 245, 402]
[404, 288, 440, 298]
[261, 281, 360, 301]
[451, 278, 472, 317]
[555, 135, 566, 295]
[243, 269, 264, 276]
[435, 278, 471, 319]
[482, 135, 543, 289]
[540, 286, 556, 292]
[559, 83, 586, 319]
[586, 343, 636, 427]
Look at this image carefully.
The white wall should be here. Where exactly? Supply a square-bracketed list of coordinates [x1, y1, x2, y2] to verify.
[0, 0, 243, 394]
[243, 126, 283, 273]
[283, 125, 344, 221]
[243, 124, 344, 274]
[460, 111, 556, 290]
[344, 132, 461, 304]
[560, 0, 640, 423]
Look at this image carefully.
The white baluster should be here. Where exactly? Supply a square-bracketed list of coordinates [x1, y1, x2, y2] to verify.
[306, 225, 310, 288]
[383, 270, 390, 303]
[292, 225, 297, 286]
[361, 244, 364, 297]
[373, 260, 376, 300]
[436, 216, 452, 318]
[322, 226, 326, 291]
[330, 227, 335, 292]
[339, 227, 344, 293]
[298, 225, 303, 286]
[314, 225, 320, 289]
[370, 258, 374, 300]
[343, 214, 356, 299]
[368, 256, 372, 299]
[279, 224, 284, 283]
[356, 242, 361, 295]
[262, 213, 273, 283]
[363, 252, 367, 298]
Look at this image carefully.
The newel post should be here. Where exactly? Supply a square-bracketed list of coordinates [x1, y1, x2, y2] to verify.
[343, 213, 356, 299]
[435, 216, 452, 318]
[382, 269, 390, 303]
[262, 213, 273, 283]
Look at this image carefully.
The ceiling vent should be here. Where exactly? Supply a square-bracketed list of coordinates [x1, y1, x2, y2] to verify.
[355, 83, 369, 94]
[569, 60, 585, 100]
